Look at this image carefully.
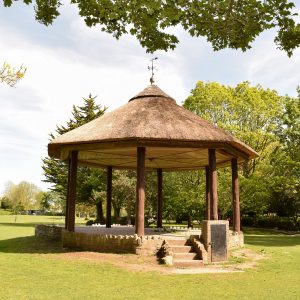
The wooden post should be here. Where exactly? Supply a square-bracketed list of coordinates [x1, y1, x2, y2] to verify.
[136, 147, 145, 236]
[65, 159, 71, 229]
[157, 168, 163, 228]
[205, 166, 210, 220]
[209, 149, 218, 220]
[231, 158, 240, 232]
[106, 166, 112, 228]
[66, 151, 78, 232]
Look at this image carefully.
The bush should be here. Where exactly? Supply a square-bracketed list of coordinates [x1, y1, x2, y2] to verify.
[86, 219, 96, 226]
[241, 216, 256, 227]
[241, 215, 300, 231]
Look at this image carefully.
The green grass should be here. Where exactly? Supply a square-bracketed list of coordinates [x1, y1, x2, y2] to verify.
[0, 216, 299, 299]
[0, 209, 12, 215]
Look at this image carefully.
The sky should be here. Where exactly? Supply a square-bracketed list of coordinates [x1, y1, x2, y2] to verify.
[0, 2, 300, 194]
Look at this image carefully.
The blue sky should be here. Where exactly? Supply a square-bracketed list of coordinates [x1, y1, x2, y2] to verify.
[0, 1, 300, 193]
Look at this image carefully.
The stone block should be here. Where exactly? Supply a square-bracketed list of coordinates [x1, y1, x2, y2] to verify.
[35, 225, 62, 241]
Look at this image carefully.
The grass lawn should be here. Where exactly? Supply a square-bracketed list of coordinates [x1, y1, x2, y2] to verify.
[0, 215, 299, 300]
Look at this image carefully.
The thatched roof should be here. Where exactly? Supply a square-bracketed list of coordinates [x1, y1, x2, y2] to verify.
[48, 85, 258, 170]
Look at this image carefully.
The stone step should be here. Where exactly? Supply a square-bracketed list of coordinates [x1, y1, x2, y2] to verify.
[173, 253, 199, 260]
[173, 259, 204, 268]
[167, 239, 188, 246]
[171, 246, 193, 253]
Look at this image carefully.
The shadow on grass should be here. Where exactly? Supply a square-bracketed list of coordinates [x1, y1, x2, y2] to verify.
[244, 229, 300, 248]
[0, 236, 68, 254]
[0, 222, 64, 228]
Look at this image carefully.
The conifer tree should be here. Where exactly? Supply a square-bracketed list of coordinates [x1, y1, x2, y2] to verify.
[42, 94, 107, 223]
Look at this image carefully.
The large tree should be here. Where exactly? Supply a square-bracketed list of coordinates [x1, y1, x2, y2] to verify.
[184, 81, 286, 177]
[42, 94, 107, 223]
[3, 1, 300, 55]
[183, 81, 287, 217]
[163, 170, 205, 226]
[268, 91, 300, 219]
[3, 181, 42, 212]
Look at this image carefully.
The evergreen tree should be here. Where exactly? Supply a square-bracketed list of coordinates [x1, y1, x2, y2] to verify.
[42, 94, 107, 223]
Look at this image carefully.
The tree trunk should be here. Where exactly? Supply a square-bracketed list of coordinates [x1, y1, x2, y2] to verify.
[96, 201, 105, 224]
[126, 201, 131, 225]
[113, 203, 121, 223]
[187, 215, 193, 228]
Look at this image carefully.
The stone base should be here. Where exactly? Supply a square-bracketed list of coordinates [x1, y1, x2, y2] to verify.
[229, 230, 244, 248]
[201, 220, 229, 262]
[35, 225, 62, 241]
[62, 229, 164, 255]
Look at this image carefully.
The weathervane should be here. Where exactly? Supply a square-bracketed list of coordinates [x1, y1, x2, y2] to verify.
[148, 57, 158, 85]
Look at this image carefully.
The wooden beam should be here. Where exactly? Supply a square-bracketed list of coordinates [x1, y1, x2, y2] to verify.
[51, 139, 254, 161]
[157, 168, 163, 228]
[209, 149, 218, 220]
[231, 158, 240, 232]
[66, 151, 78, 232]
[106, 166, 113, 228]
[205, 166, 210, 220]
[135, 147, 146, 236]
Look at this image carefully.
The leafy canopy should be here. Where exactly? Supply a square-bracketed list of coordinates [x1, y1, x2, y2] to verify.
[183, 81, 295, 218]
[3, 181, 42, 211]
[184, 81, 286, 177]
[3, 0, 300, 55]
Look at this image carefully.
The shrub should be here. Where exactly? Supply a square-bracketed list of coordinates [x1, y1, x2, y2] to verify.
[242, 215, 300, 231]
[86, 219, 96, 226]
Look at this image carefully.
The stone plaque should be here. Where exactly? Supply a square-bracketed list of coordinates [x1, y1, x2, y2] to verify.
[211, 224, 227, 262]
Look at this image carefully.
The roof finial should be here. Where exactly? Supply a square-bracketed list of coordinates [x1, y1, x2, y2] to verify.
[148, 57, 158, 85]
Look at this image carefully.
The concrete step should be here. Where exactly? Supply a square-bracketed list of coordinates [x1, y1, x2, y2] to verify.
[173, 253, 199, 260]
[167, 239, 188, 246]
[171, 246, 193, 253]
[173, 259, 204, 268]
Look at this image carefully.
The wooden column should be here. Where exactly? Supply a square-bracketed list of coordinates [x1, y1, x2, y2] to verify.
[135, 147, 146, 236]
[209, 149, 218, 220]
[157, 168, 163, 228]
[65, 159, 71, 229]
[205, 166, 211, 220]
[66, 151, 78, 232]
[106, 166, 112, 228]
[231, 158, 240, 232]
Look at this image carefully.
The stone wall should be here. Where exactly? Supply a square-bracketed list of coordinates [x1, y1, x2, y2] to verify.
[35, 225, 62, 241]
[189, 236, 208, 264]
[62, 229, 164, 255]
[229, 230, 244, 248]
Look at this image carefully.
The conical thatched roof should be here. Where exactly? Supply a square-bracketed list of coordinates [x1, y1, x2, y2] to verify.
[48, 85, 258, 170]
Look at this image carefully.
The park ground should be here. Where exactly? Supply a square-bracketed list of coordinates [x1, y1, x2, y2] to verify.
[0, 215, 299, 300]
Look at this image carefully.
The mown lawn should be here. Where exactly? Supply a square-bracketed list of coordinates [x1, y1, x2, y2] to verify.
[0, 215, 299, 300]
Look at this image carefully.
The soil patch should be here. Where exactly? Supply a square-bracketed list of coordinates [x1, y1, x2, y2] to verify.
[48, 247, 266, 274]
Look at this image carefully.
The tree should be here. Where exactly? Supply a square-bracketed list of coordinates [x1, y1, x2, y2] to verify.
[184, 81, 286, 177]
[163, 171, 205, 226]
[112, 170, 136, 224]
[279, 90, 300, 161]
[42, 94, 107, 222]
[0, 196, 10, 209]
[3, 181, 42, 213]
[268, 92, 300, 219]
[0, 62, 26, 87]
[184, 81, 288, 217]
[3, 1, 300, 55]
